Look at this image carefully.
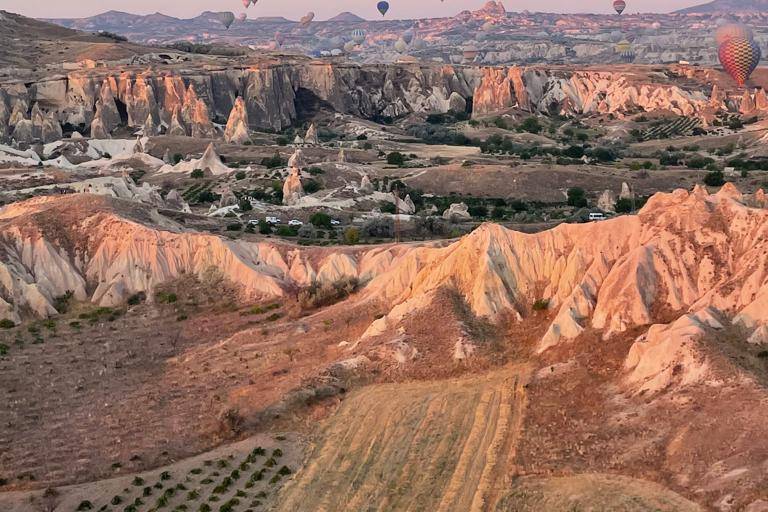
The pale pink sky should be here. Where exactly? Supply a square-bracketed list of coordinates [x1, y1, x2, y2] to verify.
[3, 0, 704, 18]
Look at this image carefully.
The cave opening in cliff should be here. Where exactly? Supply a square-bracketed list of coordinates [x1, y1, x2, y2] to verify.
[293, 87, 335, 123]
[465, 96, 474, 116]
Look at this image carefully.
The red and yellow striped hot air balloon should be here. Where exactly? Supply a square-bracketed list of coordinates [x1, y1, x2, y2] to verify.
[613, 0, 626, 14]
[719, 38, 761, 87]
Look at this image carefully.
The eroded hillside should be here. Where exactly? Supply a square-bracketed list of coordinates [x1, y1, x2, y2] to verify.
[3, 187, 768, 510]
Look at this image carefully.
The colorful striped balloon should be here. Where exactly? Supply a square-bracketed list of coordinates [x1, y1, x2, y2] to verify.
[718, 38, 761, 87]
[613, 0, 626, 14]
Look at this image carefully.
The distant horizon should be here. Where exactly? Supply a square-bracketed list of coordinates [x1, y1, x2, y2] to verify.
[4, 0, 709, 20]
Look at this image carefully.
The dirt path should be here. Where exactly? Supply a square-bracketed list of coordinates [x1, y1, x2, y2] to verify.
[275, 364, 532, 512]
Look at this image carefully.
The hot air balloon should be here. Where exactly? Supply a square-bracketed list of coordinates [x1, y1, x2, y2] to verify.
[715, 23, 753, 46]
[613, 0, 626, 14]
[242, 0, 250, 8]
[394, 38, 408, 53]
[719, 37, 761, 87]
[402, 30, 414, 45]
[300, 12, 315, 27]
[377, 1, 390, 16]
[218, 12, 235, 29]
[481, 21, 495, 32]
[343, 41, 357, 53]
[411, 39, 426, 50]
[615, 39, 636, 63]
[239, 13, 248, 22]
[351, 29, 366, 45]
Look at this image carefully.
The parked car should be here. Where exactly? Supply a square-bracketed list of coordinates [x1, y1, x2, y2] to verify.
[330, 219, 342, 226]
[288, 219, 303, 227]
[265, 216, 281, 225]
[588, 212, 607, 222]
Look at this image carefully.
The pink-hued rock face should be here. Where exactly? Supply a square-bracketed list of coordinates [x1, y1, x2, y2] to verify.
[3, 186, 768, 397]
[224, 96, 250, 144]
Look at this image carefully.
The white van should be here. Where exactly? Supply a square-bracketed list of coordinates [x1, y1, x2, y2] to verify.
[589, 212, 606, 222]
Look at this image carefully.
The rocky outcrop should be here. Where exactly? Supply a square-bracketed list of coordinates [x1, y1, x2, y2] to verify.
[224, 97, 250, 144]
[142, 112, 158, 136]
[182, 84, 216, 139]
[283, 167, 304, 206]
[442, 202, 471, 221]
[448, 92, 467, 113]
[7, 185, 768, 402]
[2, 60, 754, 141]
[472, 67, 712, 117]
[360, 174, 374, 193]
[167, 106, 187, 137]
[597, 190, 617, 212]
[304, 123, 319, 145]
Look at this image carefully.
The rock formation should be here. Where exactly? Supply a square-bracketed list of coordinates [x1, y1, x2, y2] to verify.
[167, 106, 187, 137]
[304, 123, 319, 145]
[448, 92, 467, 113]
[620, 182, 634, 200]
[442, 203, 472, 221]
[7, 185, 768, 405]
[142, 112, 158, 136]
[89, 101, 112, 139]
[287, 148, 307, 169]
[597, 190, 617, 212]
[182, 84, 216, 139]
[282, 169, 306, 207]
[283, 166, 305, 206]
[224, 97, 250, 144]
[359, 175, 374, 193]
[195, 143, 230, 176]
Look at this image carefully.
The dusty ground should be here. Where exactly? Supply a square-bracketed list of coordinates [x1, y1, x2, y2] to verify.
[275, 365, 531, 512]
[0, 434, 301, 512]
[494, 474, 702, 511]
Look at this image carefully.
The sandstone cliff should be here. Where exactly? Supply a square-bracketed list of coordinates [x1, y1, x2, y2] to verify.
[0, 59, 758, 144]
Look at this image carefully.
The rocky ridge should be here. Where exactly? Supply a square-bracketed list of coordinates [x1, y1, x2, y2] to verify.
[0, 59, 755, 144]
[3, 186, 768, 398]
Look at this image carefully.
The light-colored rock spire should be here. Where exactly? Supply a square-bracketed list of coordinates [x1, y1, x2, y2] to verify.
[224, 97, 250, 144]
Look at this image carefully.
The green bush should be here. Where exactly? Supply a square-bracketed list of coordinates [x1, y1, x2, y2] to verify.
[190, 169, 204, 179]
[386, 152, 406, 166]
[343, 228, 360, 245]
[704, 171, 725, 187]
[0, 319, 15, 329]
[567, 188, 588, 208]
[532, 299, 550, 311]
[238, 198, 253, 212]
[235, 171, 247, 180]
[156, 292, 178, 304]
[173, 154, 183, 165]
[518, 117, 542, 134]
[0, 343, 8, 356]
[258, 220, 272, 235]
[310, 212, 332, 229]
[303, 179, 322, 194]
[615, 197, 634, 213]
[226, 223, 243, 232]
[261, 152, 286, 169]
